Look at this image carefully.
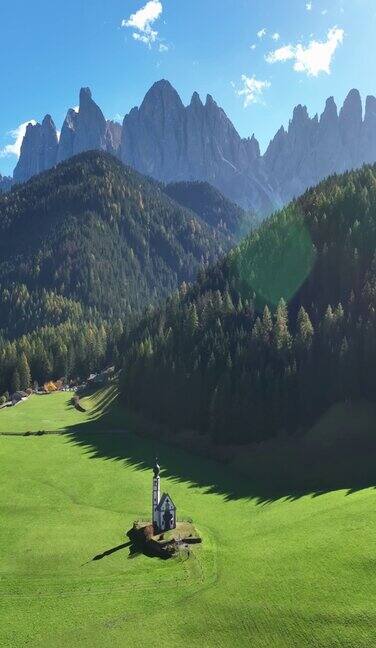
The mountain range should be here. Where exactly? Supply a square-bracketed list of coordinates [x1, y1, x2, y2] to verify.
[2, 82, 376, 215]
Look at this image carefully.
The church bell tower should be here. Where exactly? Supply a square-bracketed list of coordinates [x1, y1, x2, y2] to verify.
[152, 458, 161, 529]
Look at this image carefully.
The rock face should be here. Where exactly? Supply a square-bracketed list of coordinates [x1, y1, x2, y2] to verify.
[8, 83, 376, 216]
[339, 88, 362, 168]
[121, 83, 376, 212]
[57, 108, 78, 163]
[361, 95, 376, 164]
[105, 120, 122, 156]
[14, 88, 121, 182]
[121, 80, 275, 214]
[13, 115, 58, 182]
[265, 89, 375, 203]
[73, 87, 108, 155]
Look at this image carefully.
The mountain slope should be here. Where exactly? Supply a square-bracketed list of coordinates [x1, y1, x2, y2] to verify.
[0, 151, 249, 397]
[120, 164, 376, 453]
[164, 180, 257, 240]
[0, 151, 232, 335]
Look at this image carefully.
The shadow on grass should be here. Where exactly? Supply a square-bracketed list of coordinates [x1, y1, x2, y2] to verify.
[63, 391, 376, 506]
[92, 541, 132, 561]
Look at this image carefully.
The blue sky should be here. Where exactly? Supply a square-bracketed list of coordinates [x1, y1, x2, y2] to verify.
[0, 0, 375, 176]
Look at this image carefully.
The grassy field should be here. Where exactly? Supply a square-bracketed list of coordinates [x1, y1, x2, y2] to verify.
[0, 389, 375, 647]
[0, 387, 121, 434]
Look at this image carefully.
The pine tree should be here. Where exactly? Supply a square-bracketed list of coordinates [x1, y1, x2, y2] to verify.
[11, 369, 20, 394]
[322, 305, 334, 336]
[187, 303, 199, 335]
[261, 305, 273, 344]
[251, 317, 263, 343]
[295, 306, 314, 351]
[17, 353, 31, 390]
[223, 291, 234, 314]
[274, 298, 292, 351]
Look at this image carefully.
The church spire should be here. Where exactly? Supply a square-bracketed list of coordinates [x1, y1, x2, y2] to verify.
[153, 457, 161, 477]
[152, 457, 161, 531]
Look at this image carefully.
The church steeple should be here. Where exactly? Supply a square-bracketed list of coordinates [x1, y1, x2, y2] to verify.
[152, 457, 161, 530]
[153, 458, 161, 478]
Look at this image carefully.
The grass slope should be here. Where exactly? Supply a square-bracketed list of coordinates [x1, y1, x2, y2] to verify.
[0, 392, 375, 647]
[0, 387, 120, 434]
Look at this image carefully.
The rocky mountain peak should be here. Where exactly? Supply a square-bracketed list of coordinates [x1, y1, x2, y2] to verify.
[320, 97, 338, 124]
[290, 104, 309, 125]
[361, 95, 376, 164]
[73, 87, 107, 155]
[339, 89, 363, 167]
[42, 114, 56, 129]
[205, 94, 216, 108]
[340, 88, 363, 122]
[190, 91, 203, 109]
[264, 126, 287, 165]
[13, 122, 42, 182]
[364, 95, 376, 122]
[57, 109, 79, 163]
[141, 79, 184, 111]
[288, 104, 315, 143]
[79, 86, 93, 105]
[247, 134, 260, 159]
[40, 115, 59, 170]
[13, 116, 58, 183]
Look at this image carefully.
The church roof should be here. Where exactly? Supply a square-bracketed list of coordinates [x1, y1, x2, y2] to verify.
[156, 492, 176, 511]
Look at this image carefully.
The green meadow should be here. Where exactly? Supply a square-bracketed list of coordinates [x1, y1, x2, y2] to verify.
[0, 388, 120, 434]
[0, 391, 375, 647]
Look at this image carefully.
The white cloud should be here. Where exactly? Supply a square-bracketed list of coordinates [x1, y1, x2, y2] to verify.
[265, 26, 344, 76]
[272, 32, 280, 41]
[306, 2, 312, 10]
[132, 31, 157, 45]
[158, 42, 169, 52]
[257, 28, 267, 39]
[122, 0, 163, 48]
[0, 120, 36, 159]
[123, 0, 162, 31]
[250, 43, 256, 50]
[321, 9, 328, 15]
[236, 75, 271, 107]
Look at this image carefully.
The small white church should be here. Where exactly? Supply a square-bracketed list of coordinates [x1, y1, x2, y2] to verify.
[152, 459, 177, 533]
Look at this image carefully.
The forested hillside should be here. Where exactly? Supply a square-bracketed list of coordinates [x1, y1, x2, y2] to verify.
[164, 180, 256, 239]
[121, 165, 376, 446]
[0, 151, 232, 325]
[0, 152, 236, 396]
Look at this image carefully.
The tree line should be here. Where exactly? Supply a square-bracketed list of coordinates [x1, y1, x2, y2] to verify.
[0, 317, 124, 402]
